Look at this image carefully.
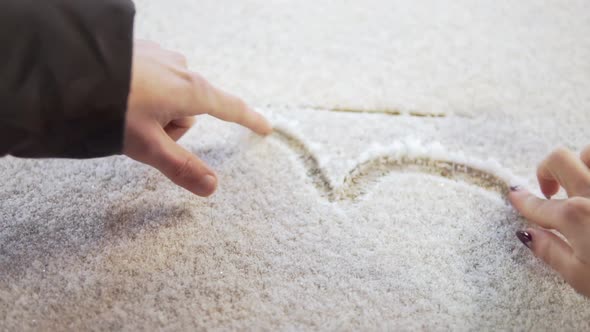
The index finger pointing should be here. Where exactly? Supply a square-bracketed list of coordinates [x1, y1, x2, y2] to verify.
[188, 73, 272, 135]
[209, 87, 273, 136]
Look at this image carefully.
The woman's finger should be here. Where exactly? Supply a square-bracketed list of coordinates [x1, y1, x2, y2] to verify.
[516, 228, 588, 294]
[537, 147, 590, 198]
[509, 189, 590, 243]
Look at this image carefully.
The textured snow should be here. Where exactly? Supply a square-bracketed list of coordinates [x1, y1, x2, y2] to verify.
[2, 0, 590, 330]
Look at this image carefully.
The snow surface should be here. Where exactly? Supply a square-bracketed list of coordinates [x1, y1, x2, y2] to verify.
[2, 0, 590, 330]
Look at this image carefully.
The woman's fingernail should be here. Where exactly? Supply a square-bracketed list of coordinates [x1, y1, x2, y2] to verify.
[516, 230, 533, 249]
[510, 185, 522, 192]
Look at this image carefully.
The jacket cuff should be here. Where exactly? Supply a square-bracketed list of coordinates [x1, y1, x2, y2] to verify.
[80, 0, 136, 158]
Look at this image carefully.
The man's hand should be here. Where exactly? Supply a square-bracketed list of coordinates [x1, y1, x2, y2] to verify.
[123, 40, 272, 196]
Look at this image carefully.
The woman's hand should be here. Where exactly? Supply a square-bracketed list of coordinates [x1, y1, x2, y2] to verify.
[509, 146, 590, 296]
[123, 40, 272, 197]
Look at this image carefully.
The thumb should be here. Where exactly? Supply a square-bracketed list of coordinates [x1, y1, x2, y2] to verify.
[149, 129, 218, 197]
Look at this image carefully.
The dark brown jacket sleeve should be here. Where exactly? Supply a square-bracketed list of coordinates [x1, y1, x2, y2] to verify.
[0, 0, 135, 158]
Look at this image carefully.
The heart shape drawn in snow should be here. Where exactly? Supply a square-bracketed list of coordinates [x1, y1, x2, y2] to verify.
[267, 108, 524, 202]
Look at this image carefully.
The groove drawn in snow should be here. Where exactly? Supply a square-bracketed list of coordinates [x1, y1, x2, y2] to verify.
[260, 105, 466, 118]
[272, 127, 516, 202]
[309, 106, 448, 118]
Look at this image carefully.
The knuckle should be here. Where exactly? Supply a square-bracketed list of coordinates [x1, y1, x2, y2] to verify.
[562, 197, 590, 221]
[143, 137, 164, 161]
[534, 237, 553, 262]
[124, 123, 163, 163]
[173, 157, 193, 180]
[172, 64, 192, 81]
[184, 72, 205, 91]
[179, 54, 187, 64]
[549, 147, 572, 163]
[522, 195, 542, 219]
[170, 71, 195, 96]
[171, 51, 187, 65]
[175, 72, 217, 115]
[236, 97, 248, 111]
[563, 261, 587, 290]
[234, 98, 248, 119]
[179, 74, 217, 116]
[196, 79, 217, 113]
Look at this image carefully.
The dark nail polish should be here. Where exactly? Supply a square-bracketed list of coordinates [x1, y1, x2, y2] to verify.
[510, 185, 522, 192]
[516, 231, 532, 249]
